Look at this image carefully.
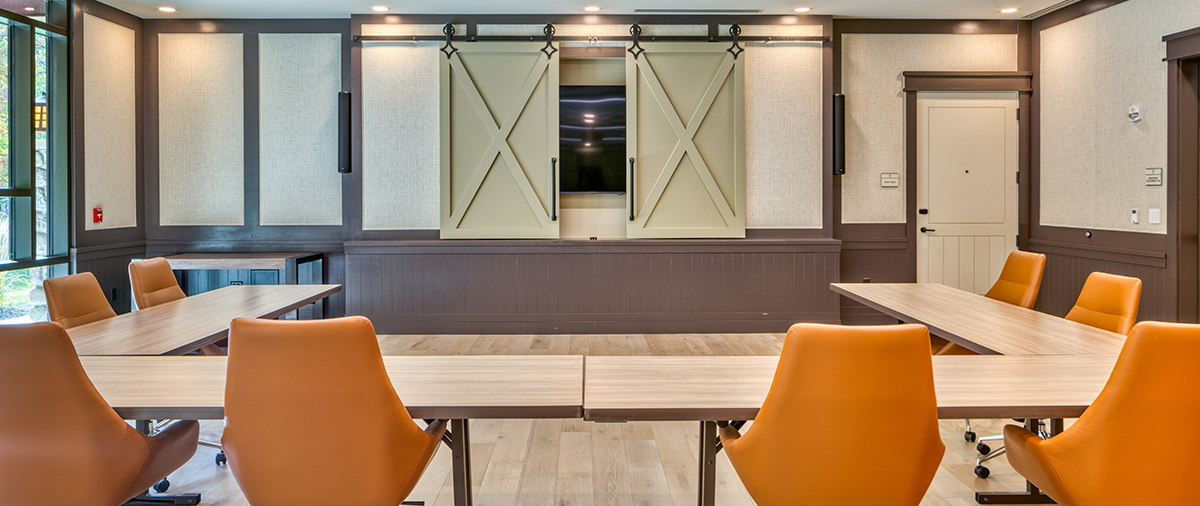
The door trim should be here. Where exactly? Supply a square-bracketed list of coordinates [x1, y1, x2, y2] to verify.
[902, 73, 1033, 283]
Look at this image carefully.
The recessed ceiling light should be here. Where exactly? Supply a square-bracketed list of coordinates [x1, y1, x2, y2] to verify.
[794, 7, 812, 13]
[584, 119, 594, 123]
[584, 142, 591, 146]
[584, 113, 595, 118]
[584, 6, 601, 12]
[1000, 7, 1019, 13]
[159, 6, 176, 12]
[372, 5, 389, 12]
[23, 7, 34, 11]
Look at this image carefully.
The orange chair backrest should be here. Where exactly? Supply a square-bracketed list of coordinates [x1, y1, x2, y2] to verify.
[1064, 272, 1141, 335]
[0, 323, 153, 506]
[129, 258, 186, 310]
[43, 272, 117, 328]
[1034, 321, 1200, 504]
[223, 317, 437, 505]
[721, 323, 945, 505]
[985, 250, 1046, 309]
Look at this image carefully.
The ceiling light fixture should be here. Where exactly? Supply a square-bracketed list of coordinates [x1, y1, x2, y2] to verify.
[24, 7, 34, 11]
[1000, 7, 1019, 13]
[159, 6, 176, 12]
[584, 113, 595, 118]
[584, 6, 601, 12]
[372, 5, 389, 12]
[794, 7, 812, 12]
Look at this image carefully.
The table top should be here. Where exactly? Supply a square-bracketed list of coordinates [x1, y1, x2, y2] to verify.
[83, 355, 584, 420]
[582, 355, 1117, 421]
[68, 284, 341, 356]
[831, 282, 1126, 356]
[159, 253, 321, 270]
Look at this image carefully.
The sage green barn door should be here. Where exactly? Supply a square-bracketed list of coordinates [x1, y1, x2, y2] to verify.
[441, 43, 559, 239]
[626, 43, 745, 239]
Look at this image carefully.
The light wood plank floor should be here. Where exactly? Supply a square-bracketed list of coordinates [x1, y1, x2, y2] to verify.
[162, 334, 1039, 506]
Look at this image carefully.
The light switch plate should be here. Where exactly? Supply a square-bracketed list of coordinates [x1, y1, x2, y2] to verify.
[1149, 208, 1161, 224]
[1131, 209, 1139, 224]
[1146, 168, 1163, 186]
[880, 173, 900, 188]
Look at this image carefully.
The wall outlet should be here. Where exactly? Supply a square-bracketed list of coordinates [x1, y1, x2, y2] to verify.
[1130, 209, 1139, 224]
[1149, 208, 1161, 224]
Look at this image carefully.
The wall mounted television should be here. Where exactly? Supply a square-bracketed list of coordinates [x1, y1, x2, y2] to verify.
[559, 85, 626, 193]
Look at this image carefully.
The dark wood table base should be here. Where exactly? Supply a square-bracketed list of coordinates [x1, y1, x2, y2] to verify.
[974, 418, 1062, 504]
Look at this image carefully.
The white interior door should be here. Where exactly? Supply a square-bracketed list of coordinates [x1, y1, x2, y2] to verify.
[916, 92, 1019, 294]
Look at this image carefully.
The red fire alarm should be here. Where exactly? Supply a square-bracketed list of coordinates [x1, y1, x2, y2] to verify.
[93, 207, 103, 224]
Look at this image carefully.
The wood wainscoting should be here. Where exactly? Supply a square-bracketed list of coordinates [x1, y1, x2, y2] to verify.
[73, 242, 148, 314]
[345, 239, 842, 334]
[1029, 237, 1171, 321]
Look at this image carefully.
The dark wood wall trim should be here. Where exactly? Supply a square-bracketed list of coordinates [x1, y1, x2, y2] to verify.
[71, 241, 148, 314]
[72, 0, 146, 249]
[141, 18, 350, 244]
[902, 71, 1033, 92]
[345, 239, 841, 334]
[1165, 27, 1200, 61]
[1032, 0, 1128, 32]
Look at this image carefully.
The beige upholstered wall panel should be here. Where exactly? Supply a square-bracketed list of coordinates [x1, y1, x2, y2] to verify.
[361, 38, 440, 230]
[720, 24, 823, 37]
[158, 33, 244, 226]
[83, 14, 137, 230]
[258, 33, 342, 226]
[745, 42, 823, 229]
[1040, 0, 1200, 233]
[841, 33, 1018, 223]
[362, 24, 466, 36]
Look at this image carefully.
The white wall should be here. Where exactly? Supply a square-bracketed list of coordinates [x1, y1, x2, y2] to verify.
[1039, 0, 1200, 233]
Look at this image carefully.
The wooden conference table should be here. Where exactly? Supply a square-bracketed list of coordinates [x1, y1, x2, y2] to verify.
[68, 284, 342, 356]
[88, 353, 1116, 506]
[85, 355, 584, 506]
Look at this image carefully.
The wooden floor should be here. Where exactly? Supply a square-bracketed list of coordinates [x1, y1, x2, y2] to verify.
[162, 334, 1039, 506]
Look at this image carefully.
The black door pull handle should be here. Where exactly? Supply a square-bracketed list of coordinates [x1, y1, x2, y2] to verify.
[920, 227, 936, 233]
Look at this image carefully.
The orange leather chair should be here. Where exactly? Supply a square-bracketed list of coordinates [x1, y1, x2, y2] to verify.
[43, 272, 117, 328]
[719, 323, 944, 505]
[129, 257, 186, 310]
[0, 322, 199, 506]
[223, 316, 445, 506]
[937, 250, 1046, 356]
[1004, 321, 1200, 505]
[1064, 271, 1141, 335]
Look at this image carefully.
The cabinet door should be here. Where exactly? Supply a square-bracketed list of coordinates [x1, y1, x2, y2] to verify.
[627, 43, 745, 239]
[441, 43, 559, 239]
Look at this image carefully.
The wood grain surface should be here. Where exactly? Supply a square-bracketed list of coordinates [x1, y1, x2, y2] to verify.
[583, 355, 1117, 421]
[83, 355, 584, 420]
[831, 282, 1127, 356]
[68, 284, 341, 356]
[161, 252, 319, 270]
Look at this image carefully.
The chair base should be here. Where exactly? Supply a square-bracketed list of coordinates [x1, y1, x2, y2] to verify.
[975, 490, 1055, 504]
[123, 492, 202, 505]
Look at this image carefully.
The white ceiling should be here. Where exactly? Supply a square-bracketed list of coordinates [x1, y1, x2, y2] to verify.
[101, 0, 1067, 20]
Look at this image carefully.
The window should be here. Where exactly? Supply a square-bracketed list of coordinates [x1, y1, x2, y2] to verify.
[0, 2, 68, 323]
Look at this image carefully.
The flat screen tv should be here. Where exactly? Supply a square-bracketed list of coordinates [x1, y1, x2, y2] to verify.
[559, 85, 626, 193]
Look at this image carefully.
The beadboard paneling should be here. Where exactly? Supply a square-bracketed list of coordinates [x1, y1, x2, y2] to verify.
[344, 240, 841, 333]
[73, 243, 148, 315]
[1031, 244, 1170, 322]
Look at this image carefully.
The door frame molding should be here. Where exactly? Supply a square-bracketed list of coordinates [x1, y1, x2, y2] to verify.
[901, 71, 1034, 282]
[1166, 28, 1200, 322]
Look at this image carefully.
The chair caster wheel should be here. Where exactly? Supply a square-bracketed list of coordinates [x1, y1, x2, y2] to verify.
[154, 478, 170, 493]
[216, 452, 227, 466]
[974, 465, 990, 479]
[977, 443, 991, 455]
[964, 431, 976, 442]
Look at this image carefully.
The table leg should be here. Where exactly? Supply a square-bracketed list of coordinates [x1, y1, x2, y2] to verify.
[125, 421, 202, 505]
[452, 419, 474, 506]
[697, 421, 717, 506]
[974, 418, 1059, 504]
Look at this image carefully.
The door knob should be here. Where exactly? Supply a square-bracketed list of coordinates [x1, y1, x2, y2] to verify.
[920, 227, 936, 233]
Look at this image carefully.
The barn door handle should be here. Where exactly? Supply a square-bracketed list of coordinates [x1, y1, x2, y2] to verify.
[551, 157, 558, 222]
[629, 158, 636, 221]
[920, 227, 936, 233]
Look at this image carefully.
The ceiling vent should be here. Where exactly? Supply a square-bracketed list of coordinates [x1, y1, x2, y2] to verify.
[1024, 0, 1083, 19]
[633, 8, 765, 13]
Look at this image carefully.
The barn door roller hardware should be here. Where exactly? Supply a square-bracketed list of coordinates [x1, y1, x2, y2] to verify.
[541, 24, 558, 59]
[727, 24, 743, 59]
[441, 23, 458, 59]
[628, 24, 646, 59]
